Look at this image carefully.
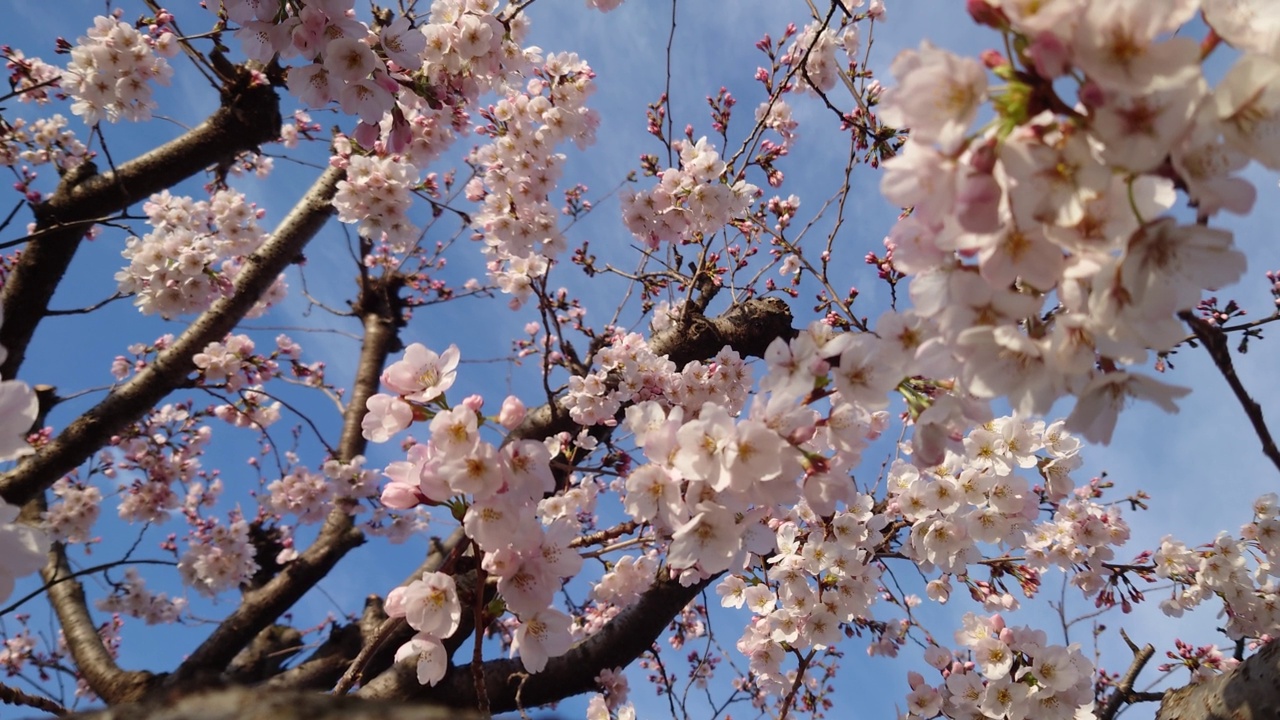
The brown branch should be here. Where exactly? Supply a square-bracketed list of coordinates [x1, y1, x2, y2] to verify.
[0, 679, 66, 716]
[1100, 630, 1155, 720]
[225, 625, 304, 685]
[1180, 311, 1280, 475]
[164, 269, 402, 688]
[264, 596, 389, 692]
[0, 75, 281, 381]
[0, 165, 342, 509]
[358, 570, 716, 712]
[41, 540, 159, 704]
[57, 685, 484, 720]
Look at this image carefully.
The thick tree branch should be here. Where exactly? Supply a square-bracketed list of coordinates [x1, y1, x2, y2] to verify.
[1156, 640, 1280, 719]
[57, 685, 482, 720]
[225, 625, 304, 685]
[0, 77, 281, 381]
[350, 297, 794, 710]
[0, 165, 343, 508]
[358, 570, 716, 712]
[0, 679, 66, 716]
[41, 541, 159, 704]
[165, 270, 402, 687]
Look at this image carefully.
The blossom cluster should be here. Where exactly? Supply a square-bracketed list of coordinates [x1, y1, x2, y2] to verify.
[620, 137, 759, 248]
[0, 114, 90, 171]
[902, 613, 1094, 720]
[563, 330, 749, 426]
[1152, 493, 1280, 641]
[104, 403, 213, 525]
[361, 342, 460, 442]
[331, 153, 423, 253]
[871, 0, 1280, 452]
[782, 20, 860, 95]
[365, 343, 583, 673]
[262, 454, 377, 525]
[62, 15, 175, 124]
[468, 51, 600, 303]
[221, 0, 531, 146]
[43, 477, 103, 544]
[176, 513, 259, 597]
[95, 569, 187, 625]
[116, 189, 286, 318]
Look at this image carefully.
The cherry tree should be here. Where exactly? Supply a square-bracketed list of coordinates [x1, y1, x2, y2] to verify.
[0, 1, 1278, 719]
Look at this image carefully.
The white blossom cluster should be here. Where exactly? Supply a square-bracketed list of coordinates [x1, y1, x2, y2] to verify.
[620, 137, 759, 248]
[116, 190, 285, 318]
[62, 16, 174, 124]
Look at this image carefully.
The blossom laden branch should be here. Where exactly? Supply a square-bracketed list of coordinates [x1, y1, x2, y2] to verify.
[165, 260, 400, 687]
[0, 165, 342, 509]
[358, 570, 716, 712]
[0, 73, 281, 381]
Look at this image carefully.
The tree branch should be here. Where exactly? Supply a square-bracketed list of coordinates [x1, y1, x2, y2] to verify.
[1100, 630, 1155, 720]
[0, 165, 342, 508]
[1180, 311, 1280, 475]
[57, 685, 482, 720]
[1156, 640, 1280, 719]
[358, 570, 716, 713]
[0, 680, 66, 716]
[164, 269, 402, 687]
[41, 540, 159, 704]
[0, 75, 281, 381]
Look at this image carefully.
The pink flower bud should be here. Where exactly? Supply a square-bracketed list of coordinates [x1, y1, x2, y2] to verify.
[980, 48, 1007, 70]
[385, 586, 408, 617]
[499, 396, 526, 429]
[966, 0, 1007, 28]
[381, 481, 421, 510]
[461, 394, 484, 412]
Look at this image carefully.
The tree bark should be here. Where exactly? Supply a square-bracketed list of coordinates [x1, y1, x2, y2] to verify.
[48, 686, 485, 720]
[1157, 641, 1280, 720]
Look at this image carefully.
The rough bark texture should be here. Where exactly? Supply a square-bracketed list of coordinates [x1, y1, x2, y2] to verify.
[1157, 641, 1280, 720]
[46, 686, 485, 720]
[0, 79, 281, 382]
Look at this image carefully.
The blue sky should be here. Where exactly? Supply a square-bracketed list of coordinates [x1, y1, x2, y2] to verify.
[2, 2, 1280, 719]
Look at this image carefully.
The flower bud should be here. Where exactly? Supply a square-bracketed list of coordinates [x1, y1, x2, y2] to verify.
[499, 396, 527, 429]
